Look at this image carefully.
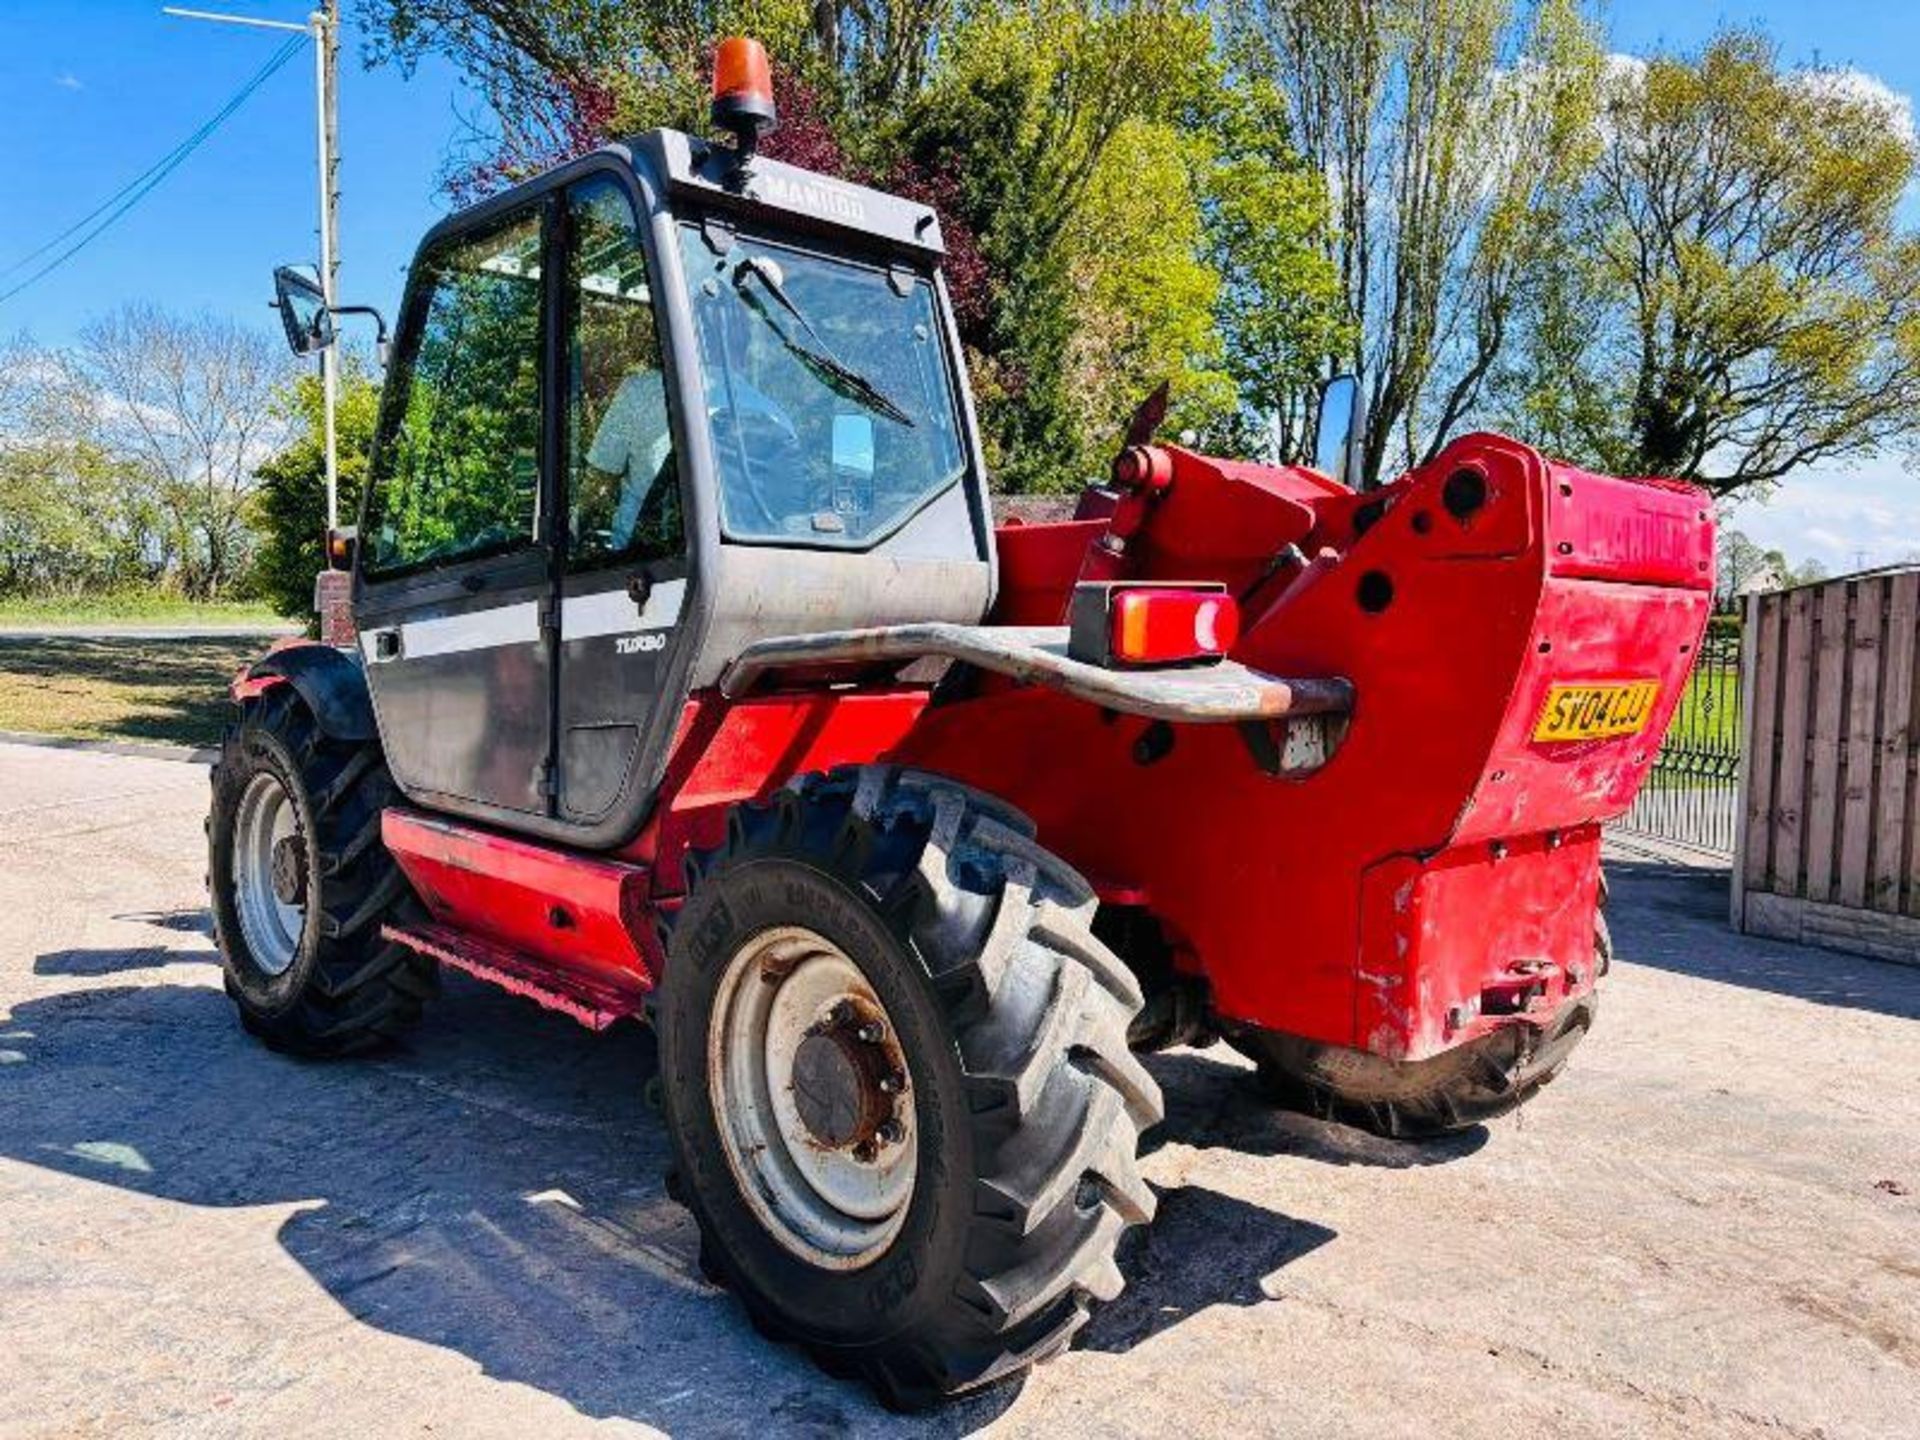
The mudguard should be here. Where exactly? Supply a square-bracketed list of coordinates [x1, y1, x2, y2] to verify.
[239, 642, 377, 744]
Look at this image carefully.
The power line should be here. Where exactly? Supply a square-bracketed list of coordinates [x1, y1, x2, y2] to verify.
[0, 34, 304, 308]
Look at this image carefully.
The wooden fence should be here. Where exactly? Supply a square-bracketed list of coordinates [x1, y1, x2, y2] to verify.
[1732, 568, 1920, 963]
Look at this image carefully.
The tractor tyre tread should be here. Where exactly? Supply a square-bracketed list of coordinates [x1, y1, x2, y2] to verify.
[209, 686, 433, 1057]
[663, 765, 1161, 1410]
[1235, 914, 1610, 1140]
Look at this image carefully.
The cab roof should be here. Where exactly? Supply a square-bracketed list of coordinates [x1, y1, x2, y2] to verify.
[630, 129, 946, 259]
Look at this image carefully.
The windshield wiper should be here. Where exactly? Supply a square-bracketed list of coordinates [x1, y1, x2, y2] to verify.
[732, 255, 916, 428]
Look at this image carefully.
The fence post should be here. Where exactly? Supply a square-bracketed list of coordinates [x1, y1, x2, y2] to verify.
[1730, 589, 1761, 930]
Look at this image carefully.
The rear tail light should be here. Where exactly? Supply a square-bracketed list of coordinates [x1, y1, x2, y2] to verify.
[1068, 583, 1239, 668]
[1113, 589, 1239, 663]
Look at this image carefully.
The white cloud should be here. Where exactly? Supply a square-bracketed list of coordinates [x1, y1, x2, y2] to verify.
[1605, 51, 1916, 151]
[1721, 460, 1920, 573]
[1603, 52, 1647, 85]
[52, 72, 82, 91]
[1795, 67, 1918, 148]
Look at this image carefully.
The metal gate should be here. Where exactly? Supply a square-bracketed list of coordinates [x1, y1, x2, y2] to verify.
[1611, 613, 1742, 858]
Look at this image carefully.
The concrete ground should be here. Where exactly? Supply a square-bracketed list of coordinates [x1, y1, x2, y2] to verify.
[1, 739, 1915, 1439]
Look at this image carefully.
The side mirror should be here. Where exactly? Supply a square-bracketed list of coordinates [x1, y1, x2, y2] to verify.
[273, 265, 335, 356]
[1312, 373, 1366, 489]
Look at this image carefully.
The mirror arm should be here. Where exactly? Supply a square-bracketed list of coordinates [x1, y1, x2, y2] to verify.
[327, 305, 389, 345]
[324, 304, 393, 367]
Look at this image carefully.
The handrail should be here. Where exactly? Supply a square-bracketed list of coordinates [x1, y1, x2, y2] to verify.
[719, 623, 1353, 725]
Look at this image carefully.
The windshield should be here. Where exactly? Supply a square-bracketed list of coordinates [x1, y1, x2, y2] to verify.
[677, 222, 968, 546]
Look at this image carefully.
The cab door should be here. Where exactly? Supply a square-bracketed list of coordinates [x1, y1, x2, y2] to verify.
[553, 172, 691, 825]
[354, 202, 556, 818]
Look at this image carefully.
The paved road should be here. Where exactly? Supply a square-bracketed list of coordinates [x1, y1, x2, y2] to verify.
[1, 740, 1916, 1438]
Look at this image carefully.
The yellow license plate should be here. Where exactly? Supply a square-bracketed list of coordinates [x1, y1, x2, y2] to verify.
[1533, 680, 1660, 742]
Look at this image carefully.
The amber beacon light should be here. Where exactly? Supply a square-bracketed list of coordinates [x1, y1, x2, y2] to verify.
[712, 36, 777, 155]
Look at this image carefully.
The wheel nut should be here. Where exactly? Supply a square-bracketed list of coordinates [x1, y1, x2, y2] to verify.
[877, 1119, 906, 1146]
[879, 1071, 907, 1095]
[856, 1020, 886, 1045]
[852, 1139, 878, 1163]
[830, 1000, 857, 1026]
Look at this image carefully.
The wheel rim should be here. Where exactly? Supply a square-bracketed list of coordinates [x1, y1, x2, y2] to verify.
[707, 926, 918, 1270]
[231, 772, 307, 978]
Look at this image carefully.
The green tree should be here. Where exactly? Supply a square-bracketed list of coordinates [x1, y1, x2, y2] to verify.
[358, 1, 1352, 494]
[1066, 118, 1235, 452]
[897, 1, 1230, 489]
[1716, 527, 1771, 598]
[1504, 32, 1920, 494]
[1194, 67, 1354, 459]
[251, 363, 381, 622]
[1228, 0, 1603, 483]
[0, 437, 151, 596]
[0, 335, 158, 597]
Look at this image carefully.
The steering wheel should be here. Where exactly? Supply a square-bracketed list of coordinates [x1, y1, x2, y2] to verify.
[710, 406, 810, 534]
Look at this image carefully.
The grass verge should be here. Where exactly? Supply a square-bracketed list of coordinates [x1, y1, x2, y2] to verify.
[0, 595, 287, 630]
[0, 636, 263, 749]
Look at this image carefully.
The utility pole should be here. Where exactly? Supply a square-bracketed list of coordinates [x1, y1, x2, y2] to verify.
[316, 2, 341, 532]
[164, 4, 341, 530]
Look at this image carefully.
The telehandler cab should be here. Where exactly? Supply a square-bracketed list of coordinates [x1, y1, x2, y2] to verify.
[216, 36, 1713, 1407]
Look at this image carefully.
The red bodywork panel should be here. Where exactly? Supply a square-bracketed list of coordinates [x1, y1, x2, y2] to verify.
[894, 433, 1711, 1059]
[382, 809, 654, 1015]
[375, 689, 930, 1023]
[617, 687, 932, 897]
[311, 431, 1709, 1065]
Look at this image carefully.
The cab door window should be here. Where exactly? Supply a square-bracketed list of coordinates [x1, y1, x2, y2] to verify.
[565, 177, 681, 570]
[364, 209, 545, 577]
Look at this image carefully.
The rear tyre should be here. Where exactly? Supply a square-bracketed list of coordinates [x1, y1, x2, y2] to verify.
[208, 687, 433, 1056]
[660, 766, 1161, 1409]
[1234, 994, 1597, 1139]
[1234, 916, 1610, 1139]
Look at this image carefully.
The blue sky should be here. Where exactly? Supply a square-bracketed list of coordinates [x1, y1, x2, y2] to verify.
[0, 1, 466, 342]
[1, 0, 1917, 568]
[1602, 1, 1920, 569]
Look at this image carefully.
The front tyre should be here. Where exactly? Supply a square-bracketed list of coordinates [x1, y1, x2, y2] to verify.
[660, 767, 1161, 1409]
[208, 688, 433, 1055]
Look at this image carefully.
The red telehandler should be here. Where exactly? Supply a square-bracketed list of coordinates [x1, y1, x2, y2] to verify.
[215, 38, 1713, 1407]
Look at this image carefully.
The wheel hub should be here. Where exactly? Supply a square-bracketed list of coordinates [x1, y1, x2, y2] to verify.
[707, 927, 919, 1268]
[791, 1003, 905, 1156]
[270, 835, 308, 907]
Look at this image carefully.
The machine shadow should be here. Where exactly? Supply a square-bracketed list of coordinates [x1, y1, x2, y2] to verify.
[1080, 1183, 1335, 1354]
[0, 973, 1328, 1433]
[34, 909, 217, 979]
[1140, 1048, 1490, 1168]
[1604, 859, 1920, 1022]
[34, 946, 218, 978]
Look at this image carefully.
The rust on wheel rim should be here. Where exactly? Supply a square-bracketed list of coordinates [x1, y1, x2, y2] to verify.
[707, 926, 917, 1269]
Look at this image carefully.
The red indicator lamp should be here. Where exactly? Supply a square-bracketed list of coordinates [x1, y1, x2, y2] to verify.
[1068, 583, 1240, 669]
[712, 36, 778, 156]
